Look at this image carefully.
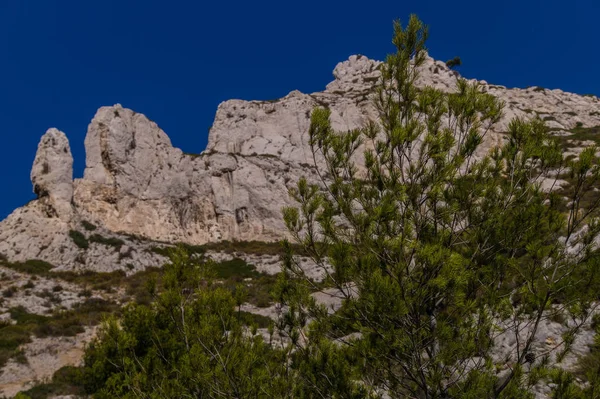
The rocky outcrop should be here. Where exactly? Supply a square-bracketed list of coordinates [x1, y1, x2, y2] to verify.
[0, 125, 166, 273]
[30, 128, 73, 219]
[1, 53, 600, 271]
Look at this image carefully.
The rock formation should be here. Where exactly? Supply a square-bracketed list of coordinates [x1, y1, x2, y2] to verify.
[1, 53, 600, 272]
[30, 128, 73, 219]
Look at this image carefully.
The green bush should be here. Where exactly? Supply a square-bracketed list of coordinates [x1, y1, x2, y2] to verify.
[149, 245, 171, 257]
[8, 299, 119, 340]
[150, 240, 305, 258]
[9, 307, 47, 325]
[81, 220, 97, 231]
[238, 311, 272, 328]
[2, 285, 17, 297]
[214, 258, 260, 279]
[89, 234, 125, 249]
[14, 348, 28, 364]
[9, 259, 54, 275]
[35, 289, 60, 304]
[121, 267, 162, 304]
[68, 230, 88, 249]
[445, 56, 461, 69]
[18, 365, 85, 399]
[245, 274, 278, 308]
[78, 249, 289, 397]
[0, 308, 41, 368]
[556, 125, 600, 150]
[205, 240, 296, 255]
[0, 275, 125, 369]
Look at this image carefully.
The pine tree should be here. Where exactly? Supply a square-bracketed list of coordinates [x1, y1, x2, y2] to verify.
[71, 15, 600, 399]
[278, 14, 600, 398]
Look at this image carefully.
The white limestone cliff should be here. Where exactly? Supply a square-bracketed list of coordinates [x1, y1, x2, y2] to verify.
[1, 53, 600, 271]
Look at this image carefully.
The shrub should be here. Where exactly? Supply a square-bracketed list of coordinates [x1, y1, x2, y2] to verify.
[149, 246, 171, 257]
[238, 311, 272, 328]
[8, 259, 54, 275]
[52, 270, 126, 291]
[205, 240, 305, 256]
[2, 286, 17, 298]
[14, 348, 28, 364]
[18, 365, 85, 399]
[68, 230, 88, 249]
[36, 289, 60, 304]
[279, 14, 600, 398]
[445, 56, 461, 69]
[150, 242, 205, 258]
[245, 275, 278, 308]
[81, 220, 97, 231]
[88, 234, 125, 250]
[213, 258, 260, 279]
[0, 323, 32, 367]
[79, 249, 286, 397]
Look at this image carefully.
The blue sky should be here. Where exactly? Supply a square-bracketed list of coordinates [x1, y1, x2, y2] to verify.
[1, 0, 598, 220]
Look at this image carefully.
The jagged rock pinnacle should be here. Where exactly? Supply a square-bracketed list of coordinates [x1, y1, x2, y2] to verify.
[30, 128, 73, 219]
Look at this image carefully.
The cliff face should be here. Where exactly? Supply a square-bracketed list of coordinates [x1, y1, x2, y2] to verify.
[71, 55, 388, 246]
[1, 54, 600, 271]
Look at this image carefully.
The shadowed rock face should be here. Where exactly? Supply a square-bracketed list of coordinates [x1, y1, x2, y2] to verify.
[1, 53, 600, 271]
